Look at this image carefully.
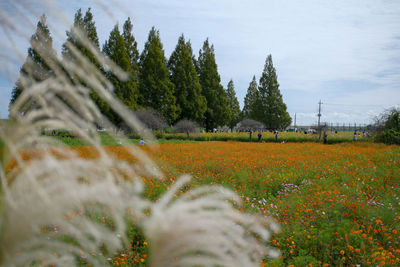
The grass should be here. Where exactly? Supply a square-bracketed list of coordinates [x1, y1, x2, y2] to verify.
[53, 131, 372, 147]
[53, 134, 197, 147]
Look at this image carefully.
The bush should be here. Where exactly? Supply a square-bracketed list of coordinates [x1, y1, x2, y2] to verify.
[376, 129, 400, 145]
[374, 108, 400, 144]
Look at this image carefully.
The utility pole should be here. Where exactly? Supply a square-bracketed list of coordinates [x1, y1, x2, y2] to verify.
[318, 100, 322, 139]
[294, 113, 297, 130]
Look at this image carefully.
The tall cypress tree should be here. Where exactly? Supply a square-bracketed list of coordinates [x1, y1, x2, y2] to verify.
[62, 8, 113, 122]
[103, 24, 138, 113]
[197, 39, 229, 131]
[139, 27, 178, 124]
[225, 79, 242, 131]
[122, 18, 139, 74]
[168, 35, 206, 124]
[62, 8, 99, 64]
[242, 76, 261, 121]
[258, 55, 291, 130]
[9, 15, 56, 115]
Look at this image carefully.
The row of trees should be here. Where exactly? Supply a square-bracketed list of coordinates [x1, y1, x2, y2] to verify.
[10, 8, 291, 131]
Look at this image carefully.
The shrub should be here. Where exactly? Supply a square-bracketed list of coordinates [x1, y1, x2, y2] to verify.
[374, 108, 400, 144]
[376, 129, 400, 145]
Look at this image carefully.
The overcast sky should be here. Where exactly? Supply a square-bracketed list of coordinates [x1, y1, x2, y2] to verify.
[1, 0, 399, 125]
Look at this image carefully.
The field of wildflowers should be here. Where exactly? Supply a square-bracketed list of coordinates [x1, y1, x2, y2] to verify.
[105, 141, 399, 266]
[151, 131, 371, 144]
[6, 141, 398, 266]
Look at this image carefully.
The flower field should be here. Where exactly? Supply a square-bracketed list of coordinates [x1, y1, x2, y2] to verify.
[107, 141, 399, 266]
[5, 141, 399, 266]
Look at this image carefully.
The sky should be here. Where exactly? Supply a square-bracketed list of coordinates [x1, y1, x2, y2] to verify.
[0, 0, 399, 126]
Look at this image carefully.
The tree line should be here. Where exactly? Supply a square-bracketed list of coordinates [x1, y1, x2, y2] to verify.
[10, 8, 291, 131]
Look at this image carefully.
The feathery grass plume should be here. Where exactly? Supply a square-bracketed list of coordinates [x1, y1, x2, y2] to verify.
[144, 175, 280, 266]
[0, 1, 279, 266]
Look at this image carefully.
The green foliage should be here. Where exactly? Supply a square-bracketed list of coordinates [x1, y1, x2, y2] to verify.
[375, 108, 400, 144]
[376, 129, 400, 145]
[62, 8, 100, 63]
[242, 76, 261, 121]
[139, 27, 178, 124]
[9, 15, 56, 115]
[103, 24, 139, 119]
[289, 256, 319, 266]
[258, 55, 291, 130]
[384, 109, 400, 131]
[168, 35, 206, 124]
[225, 80, 242, 130]
[122, 18, 140, 71]
[157, 132, 370, 144]
[197, 39, 229, 131]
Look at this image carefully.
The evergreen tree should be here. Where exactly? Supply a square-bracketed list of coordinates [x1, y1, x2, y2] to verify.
[62, 8, 99, 64]
[168, 35, 206, 124]
[139, 27, 178, 124]
[103, 24, 138, 112]
[258, 55, 291, 130]
[9, 15, 56, 114]
[243, 76, 261, 121]
[122, 18, 139, 72]
[197, 39, 229, 131]
[83, 8, 100, 48]
[225, 79, 241, 131]
[62, 8, 113, 122]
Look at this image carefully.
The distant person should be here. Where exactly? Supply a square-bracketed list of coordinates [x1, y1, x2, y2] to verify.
[335, 130, 338, 134]
[275, 131, 279, 142]
[258, 132, 262, 142]
[353, 131, 357, 142]
[139, 139, 145, 146]
[249, 129, 253, 142]
[323, 131, 328, 144]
